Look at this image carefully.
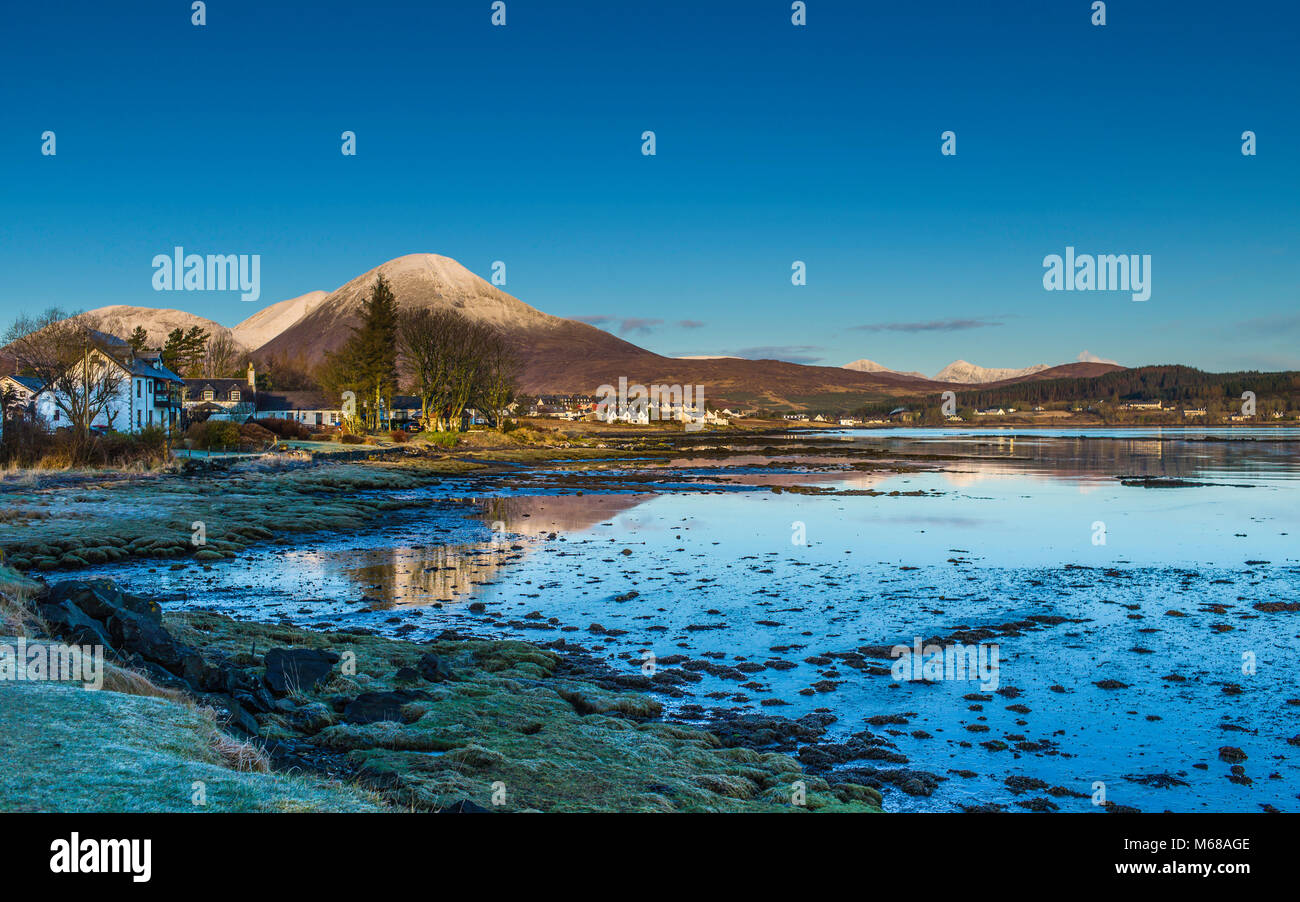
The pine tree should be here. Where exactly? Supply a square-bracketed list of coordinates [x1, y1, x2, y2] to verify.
[181, 325, 210, 376]
[161, 328, 186, 371]
[127, 326, 149, 354]
[352, 275, 399, 428]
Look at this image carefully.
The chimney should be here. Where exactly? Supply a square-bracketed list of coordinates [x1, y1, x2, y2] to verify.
[246, 361, 256, 390]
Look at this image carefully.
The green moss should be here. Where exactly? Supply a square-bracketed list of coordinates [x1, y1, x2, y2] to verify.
[0, 681, 383, 813]
[165, 611, 882, 814]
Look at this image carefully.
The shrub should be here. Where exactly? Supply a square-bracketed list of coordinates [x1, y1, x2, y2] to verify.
[186, 420, 241, 450]
[340, 433, 365, 445]
[388, 430, 409, 443]
[256, 418, 312, 440]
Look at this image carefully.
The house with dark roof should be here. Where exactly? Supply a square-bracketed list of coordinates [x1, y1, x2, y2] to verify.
[183, 363, 258, 421]
[31, 345, 185, 433]
[253, 391, 344, 428]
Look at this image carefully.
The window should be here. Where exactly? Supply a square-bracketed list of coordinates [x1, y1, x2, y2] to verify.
[230, 390, 240, 402]
[203, 390, 214, 401]
[136, 380, 142, 398]
[136, 410, 142, 427]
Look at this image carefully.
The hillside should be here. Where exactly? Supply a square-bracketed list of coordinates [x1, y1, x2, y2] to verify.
[85, 306, 241, 352]
[233, 290, 328, 350]
[10, 254, 1128, 409]
[934, 360, 1052, 383]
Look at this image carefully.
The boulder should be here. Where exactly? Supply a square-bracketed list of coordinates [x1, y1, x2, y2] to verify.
[47, 579, 161, 623]
[440, 799, 491, 813]
[263, 647, 340, 695]
[37, 598, 115, 652]
[418, 652, 453, 683]
[343, 689, 430, 725]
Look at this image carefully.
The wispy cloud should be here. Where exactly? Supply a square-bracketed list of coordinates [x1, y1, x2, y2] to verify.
[618, 317, 663, 335]
[570, 314, 664, 335]
[677, 319, 705, 329]
[1241, 313, 1300, 334]
[1076, 350, 1119, 365]
[851, 317, 1003, 333]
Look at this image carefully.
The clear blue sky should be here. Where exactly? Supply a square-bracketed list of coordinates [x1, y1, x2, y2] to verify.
[2, 1, 1296, 376]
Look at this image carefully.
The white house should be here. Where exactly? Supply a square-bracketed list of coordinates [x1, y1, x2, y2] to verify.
[252, 391, 344, 428]
[33, 347, 184, 434]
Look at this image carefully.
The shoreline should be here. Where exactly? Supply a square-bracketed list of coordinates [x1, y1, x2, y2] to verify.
[3, 573, 883, 813]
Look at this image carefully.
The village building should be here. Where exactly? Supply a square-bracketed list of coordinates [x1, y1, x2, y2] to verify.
[183, 362, 258, 422]
[31, 346, 184, 433]
[252, 391, 343, 428]
[0, 374, 43, 411]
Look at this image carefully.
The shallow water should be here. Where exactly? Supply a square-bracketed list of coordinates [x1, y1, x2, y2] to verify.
[61, 428, 1300, 812]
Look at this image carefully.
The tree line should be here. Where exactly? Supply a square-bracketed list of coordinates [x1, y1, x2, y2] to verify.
[956, 365, 1300, 409]
[318, 275, 521, 432]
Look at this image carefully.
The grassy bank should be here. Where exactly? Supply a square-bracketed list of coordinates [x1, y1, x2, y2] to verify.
[0, 458, 483, 573]
[1, 564, 880, 813]
[165, 611, 882, 812]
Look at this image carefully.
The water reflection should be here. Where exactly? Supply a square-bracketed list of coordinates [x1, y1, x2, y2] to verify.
[342, 542, 517, 607]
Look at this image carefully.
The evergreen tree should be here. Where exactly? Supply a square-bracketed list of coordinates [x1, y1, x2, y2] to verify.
[161, 328, 186, 371]
[127, 326, 149, 354]
[181, 325, 210, 376]
[323, 275, 400, 430]
[353, 275, 399, 428]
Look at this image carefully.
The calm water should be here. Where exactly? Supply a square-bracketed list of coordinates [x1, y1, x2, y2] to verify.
[63, 428, 1300, 812]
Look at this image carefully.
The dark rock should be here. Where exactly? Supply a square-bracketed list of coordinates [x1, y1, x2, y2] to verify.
[233, 686, 276, 715]
[264, 647, 340, 695]
[343, 689, 430, 725]
[224, 696, 260, 736]
[108, 608, 185, 669]
[47, 579, 161, 623]
[440, 799, 491, 813]
[417, 652, 453, 683]
[37, 598, 115, 651]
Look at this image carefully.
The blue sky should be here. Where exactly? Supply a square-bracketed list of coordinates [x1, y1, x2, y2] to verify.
[1, 1, 1296, 376]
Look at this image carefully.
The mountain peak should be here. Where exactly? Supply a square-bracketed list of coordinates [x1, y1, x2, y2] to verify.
[934, 359, 1051, 383]
[842, 358, 927, 379]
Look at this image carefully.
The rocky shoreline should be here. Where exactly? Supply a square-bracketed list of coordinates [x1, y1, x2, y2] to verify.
[17, 577, 884, 812]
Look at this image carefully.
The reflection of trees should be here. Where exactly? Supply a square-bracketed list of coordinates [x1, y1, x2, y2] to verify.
[346, 543, 515, 606]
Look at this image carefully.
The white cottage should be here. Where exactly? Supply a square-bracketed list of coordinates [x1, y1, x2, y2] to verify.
[33, 347, 184, 434]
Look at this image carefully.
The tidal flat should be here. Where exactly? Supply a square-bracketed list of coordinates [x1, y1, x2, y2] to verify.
[5, 427, 1298, 812]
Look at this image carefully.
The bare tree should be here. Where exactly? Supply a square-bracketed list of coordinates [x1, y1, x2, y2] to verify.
[4, 309, 127, 444]
[473, 328, 521, 429]
[396, 309, 508, 431]
[204, 331, 239, 377]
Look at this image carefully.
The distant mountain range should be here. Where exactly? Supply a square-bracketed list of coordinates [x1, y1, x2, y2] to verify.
[845, 358, 1056, 384]
[20, 253, 1127, 409]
